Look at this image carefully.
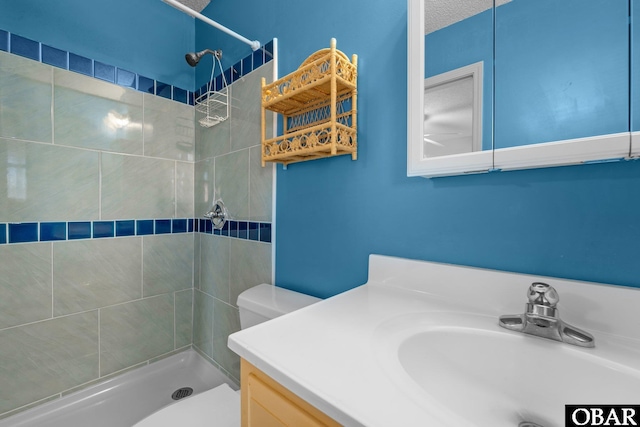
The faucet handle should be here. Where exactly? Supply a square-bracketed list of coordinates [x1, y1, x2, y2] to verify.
[527, 282, 559, 307]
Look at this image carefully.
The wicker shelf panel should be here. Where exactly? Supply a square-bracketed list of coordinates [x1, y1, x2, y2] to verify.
[261, 38, 358, 168]
[263, 123, 356, 165]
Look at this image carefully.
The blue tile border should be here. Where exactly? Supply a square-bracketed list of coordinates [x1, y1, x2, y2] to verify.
[0, 29, 275, 105]
[0, 29, 194, 105]
[94, 61, 116, 83]
[9, 223, 38, 244]
[172, 219, 187, 233]
[116, 220, 135, 237]
[136, 220, 154, 236]
[196, 40, 274, 95]
[69, 53, 93, 76]
[0, 218, 271, 244]
[155, 219, 172, 234]
[68, 222, 91, 240]
[40, 222, 67, 241]
[0, 30, 8, 52]
[42, 44, 67, 68]
[10, 33, 40, 61]
[93, 221, 115, 238]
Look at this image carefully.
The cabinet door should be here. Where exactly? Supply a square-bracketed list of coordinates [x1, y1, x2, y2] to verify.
[241, 359, 341, 427]
[246, 374, 326, 427]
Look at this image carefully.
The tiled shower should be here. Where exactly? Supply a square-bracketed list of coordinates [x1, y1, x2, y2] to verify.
[0, 36, 274, 418]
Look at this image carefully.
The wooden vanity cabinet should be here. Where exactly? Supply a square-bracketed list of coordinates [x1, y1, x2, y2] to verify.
[241, 359, 341, 427]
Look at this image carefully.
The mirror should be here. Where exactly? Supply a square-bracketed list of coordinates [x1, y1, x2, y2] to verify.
[632, 1, 640, 157]
[408, 0, 633, 178]
[495, 0, 629, 148]
[423, 0, 494, 156]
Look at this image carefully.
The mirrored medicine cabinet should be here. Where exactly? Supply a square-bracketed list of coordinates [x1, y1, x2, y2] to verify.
[408, 0, 638, 178]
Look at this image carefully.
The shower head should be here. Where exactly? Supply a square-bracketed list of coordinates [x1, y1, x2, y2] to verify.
[185, 49, 222, 67]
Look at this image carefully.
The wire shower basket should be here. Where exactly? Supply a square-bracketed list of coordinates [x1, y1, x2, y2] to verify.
[195, 51, 229, 128]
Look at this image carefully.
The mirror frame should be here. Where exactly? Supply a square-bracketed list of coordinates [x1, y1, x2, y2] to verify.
[407, 0, 632, 179]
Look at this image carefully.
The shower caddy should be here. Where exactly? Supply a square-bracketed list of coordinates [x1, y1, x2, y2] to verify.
[261, 38, 358, 168]
[195, 50, 229, 128]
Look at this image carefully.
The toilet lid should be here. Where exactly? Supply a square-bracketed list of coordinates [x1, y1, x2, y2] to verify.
[133, 384, 240, 427]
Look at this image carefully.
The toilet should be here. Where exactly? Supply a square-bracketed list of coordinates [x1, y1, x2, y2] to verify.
[237, 283, 321, 329]
[133, 284, 320, 427]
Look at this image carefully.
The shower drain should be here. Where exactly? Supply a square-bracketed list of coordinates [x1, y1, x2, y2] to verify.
[171, 387, 194, 400]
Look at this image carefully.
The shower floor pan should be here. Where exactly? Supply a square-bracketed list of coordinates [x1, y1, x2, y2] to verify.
[0, 349, 237, 427]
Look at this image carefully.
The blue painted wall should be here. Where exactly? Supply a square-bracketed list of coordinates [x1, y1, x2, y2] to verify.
[198, 0, 640, 299]
[0, 0, 195, 90]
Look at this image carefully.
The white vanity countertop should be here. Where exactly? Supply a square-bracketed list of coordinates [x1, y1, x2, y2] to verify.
[227, 255, 640, 427]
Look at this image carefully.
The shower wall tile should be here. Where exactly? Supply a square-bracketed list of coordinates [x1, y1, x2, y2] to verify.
[212, 299, 241, 381]
[249, 145, 273, 222]
[53, 238, 142, 316]
[0, 243, 52, 329]
[229, 239, 272, 308]
[175, 289, 193, 349]
[200, 234, 230, 302]
[0, 42, 277, 417]
[230, 63, 270, 152]
[53, 69, 143, 155]
[0, 138, 100, 222]
[0, 311, 99, 414]
[215, 150, 249, 220]
[100, 294, 174, 376]
[194, 158, 215, 220]
[101, 153, 176, 220]
[176, 161, 195, 218]
[193, 290, 213, 358]
[194, 233, 201, 290]
[0, 51, 52, 143]
[195, 110, 231, 161]
[0, 39, 204, 419]
[143, 234, 193, 297]
[143, 94, 195, 161]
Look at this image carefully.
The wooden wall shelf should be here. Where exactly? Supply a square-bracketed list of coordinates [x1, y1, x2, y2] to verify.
[261, 38, 358, 168]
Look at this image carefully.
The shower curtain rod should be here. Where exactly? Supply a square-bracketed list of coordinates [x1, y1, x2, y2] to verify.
[162, 0, 261, 51]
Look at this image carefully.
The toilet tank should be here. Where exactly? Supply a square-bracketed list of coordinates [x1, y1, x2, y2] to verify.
[237, 284, 321, 329]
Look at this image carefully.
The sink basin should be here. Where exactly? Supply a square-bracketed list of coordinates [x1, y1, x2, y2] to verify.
[374, 312, 640, 427]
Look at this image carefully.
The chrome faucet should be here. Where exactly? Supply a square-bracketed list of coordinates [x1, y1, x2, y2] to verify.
[499, 282, 595, 348]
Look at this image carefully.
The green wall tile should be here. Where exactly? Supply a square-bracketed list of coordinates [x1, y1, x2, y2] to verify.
[101, 153, 175, 220]
[143, 94, 195, 161]
[54, 69, 143, 155]
[0, 51, 52, 143]
[195, 107, 231, 161]
[215, 150, 249, 220]
[0, 138, 99, 222]
[193, 290, 213, 358]
[100, 294, 174, 376]
[0, 312, 99, 414]
[0, 243, 52, 329]
[229, 239, 272, 308]
[143, 234, 193, 297]
[212, 299, 240, 381]
[176, 161, 195, 218]
[175, 289, 193, 349]
[53, 238, 142, 316]
[249, 145, 273, 222]
[200, 234, 229, 302]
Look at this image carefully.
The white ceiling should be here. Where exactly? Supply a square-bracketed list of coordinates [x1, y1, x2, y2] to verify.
[177, 0, 210, 12]
[425, 0, 511, 34]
